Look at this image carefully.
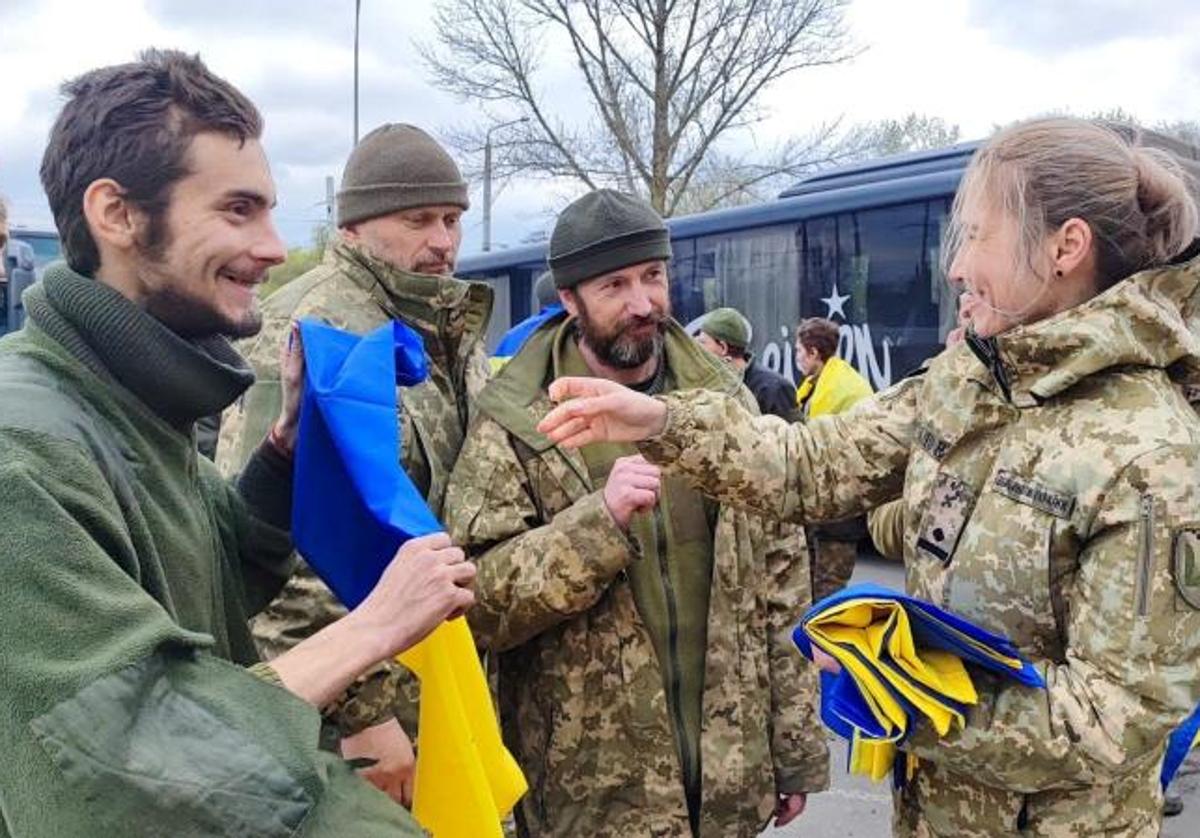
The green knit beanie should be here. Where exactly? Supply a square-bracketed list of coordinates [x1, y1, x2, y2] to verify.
[533, 270, 558, 308]
[700, 307, 752, 350]
[548, 189, 671, 288]
[337, 124, 469, 227]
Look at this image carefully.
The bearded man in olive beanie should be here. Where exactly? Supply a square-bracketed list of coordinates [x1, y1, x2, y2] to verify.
[444, 188, 828, 837]
[216, 123, 493, 806]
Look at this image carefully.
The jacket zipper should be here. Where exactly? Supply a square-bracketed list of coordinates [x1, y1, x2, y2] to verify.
[653, 503, 693, 798]
[1135, 494, 1155, 617]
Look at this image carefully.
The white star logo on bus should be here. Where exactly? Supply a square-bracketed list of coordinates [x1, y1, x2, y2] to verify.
[821, 283, 850, 320]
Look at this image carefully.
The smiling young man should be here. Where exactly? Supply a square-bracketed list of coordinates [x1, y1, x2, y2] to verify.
[215, 121, 493, 805]
[0, 50, 475, 837]
[442, 189, 828, 838]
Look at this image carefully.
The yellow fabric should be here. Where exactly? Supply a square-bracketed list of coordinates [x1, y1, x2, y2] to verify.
[796, 356, 874, 418]
[397, 617, 527, 837]
[850, 734, 897, 782]
[805, 597, 1027, 781]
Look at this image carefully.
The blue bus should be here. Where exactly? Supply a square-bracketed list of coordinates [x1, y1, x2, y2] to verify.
[458, 130, 1200, 391]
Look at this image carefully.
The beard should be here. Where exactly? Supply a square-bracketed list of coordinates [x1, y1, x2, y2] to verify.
[575, 297, 669, 369]
[142, 280, 263, 340]
[134, 226, 263, 340]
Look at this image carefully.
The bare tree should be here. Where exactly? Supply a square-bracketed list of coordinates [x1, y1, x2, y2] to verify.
[421, 0, 857, 216]
[856, 113, 962, 158]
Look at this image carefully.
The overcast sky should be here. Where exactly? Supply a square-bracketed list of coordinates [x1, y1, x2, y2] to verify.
[2, 0, 1198, 255]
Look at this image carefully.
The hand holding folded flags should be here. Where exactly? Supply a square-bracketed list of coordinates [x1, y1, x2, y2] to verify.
[793, 584, 1045, 782]
[292, 319, 526, 837]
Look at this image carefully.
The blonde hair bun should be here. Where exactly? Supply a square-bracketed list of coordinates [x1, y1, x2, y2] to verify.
[1132, 146, 1199, 265]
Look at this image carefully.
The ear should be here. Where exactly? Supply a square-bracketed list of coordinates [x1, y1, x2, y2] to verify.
[1051, 217, 1093, 278]
[340, 223, 360, 242]
[558, 288, 578, 317]
[82, 179, 140, 254]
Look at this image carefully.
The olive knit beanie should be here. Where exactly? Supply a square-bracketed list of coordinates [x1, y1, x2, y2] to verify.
[337, 124, 469, 227]
[548, 189, 671, 288]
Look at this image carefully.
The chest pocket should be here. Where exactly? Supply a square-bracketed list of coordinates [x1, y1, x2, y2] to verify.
[945, 470, 1076, 659]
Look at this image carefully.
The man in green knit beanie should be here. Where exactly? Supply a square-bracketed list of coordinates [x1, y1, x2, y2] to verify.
[215, 120, 493, 805]
[444, 189, 828, 837]
[0, 49, 474, 837]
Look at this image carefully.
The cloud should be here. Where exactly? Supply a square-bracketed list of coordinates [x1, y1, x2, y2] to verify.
[964, 0, 1200, 53]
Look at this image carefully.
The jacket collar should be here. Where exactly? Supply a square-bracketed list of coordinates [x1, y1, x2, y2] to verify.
[478, 312, 741, 454]
[970, 256, 1200, 406]
[329, 237, 493, 365]
[22, 264, 254, 430]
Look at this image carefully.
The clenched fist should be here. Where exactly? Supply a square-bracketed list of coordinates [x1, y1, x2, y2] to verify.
[603, 455, 661, 531]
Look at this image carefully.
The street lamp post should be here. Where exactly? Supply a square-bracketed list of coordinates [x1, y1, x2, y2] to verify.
[353, 0, 361, 146]
[482, 117, 529, 252]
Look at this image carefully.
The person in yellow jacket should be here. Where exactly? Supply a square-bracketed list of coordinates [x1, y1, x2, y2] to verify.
[794, 317, 874, 599]
[794, 317, 874, 419]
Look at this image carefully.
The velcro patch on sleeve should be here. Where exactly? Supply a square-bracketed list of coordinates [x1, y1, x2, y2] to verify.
[1173, 529, 1200, 610]
[914, 422, 950, 462]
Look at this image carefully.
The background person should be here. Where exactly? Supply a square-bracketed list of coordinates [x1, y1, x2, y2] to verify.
[794, 316, 874, 600]
[696, 306, 800, 421]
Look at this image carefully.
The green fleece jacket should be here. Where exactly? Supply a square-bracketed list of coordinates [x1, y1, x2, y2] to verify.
[0, 266, 423, 837]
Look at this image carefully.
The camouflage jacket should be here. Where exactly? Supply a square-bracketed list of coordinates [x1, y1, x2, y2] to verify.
[639, 260, 1200, 832]
[216, 238, 492, 733]
[443, 315, 828, 838]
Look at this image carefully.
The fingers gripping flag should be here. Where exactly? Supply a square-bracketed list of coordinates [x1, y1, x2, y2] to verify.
[293, 319, 526, 836]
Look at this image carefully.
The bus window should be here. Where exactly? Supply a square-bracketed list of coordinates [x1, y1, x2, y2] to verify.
[681, 224, 802, 381]
[668, 237, 698, 319]
[799, 198, 952, 389]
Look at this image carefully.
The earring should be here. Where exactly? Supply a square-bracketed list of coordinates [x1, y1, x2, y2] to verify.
[1055, 269, 1063, 278]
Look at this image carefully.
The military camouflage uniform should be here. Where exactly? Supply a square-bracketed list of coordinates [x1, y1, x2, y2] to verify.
[636, 259, 1200, 836]
[867, 498, 907, 561]
[443, 315, 828, 838]
[216, 238, 492, 733]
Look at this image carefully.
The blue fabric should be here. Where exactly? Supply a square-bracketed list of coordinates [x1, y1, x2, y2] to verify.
[292, 319, 443, 609]
[1163, 702, 1200, 787]
[793, 583, 1045, 747]
[492, 304, 565, 359]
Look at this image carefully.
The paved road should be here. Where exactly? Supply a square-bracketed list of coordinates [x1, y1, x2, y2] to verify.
[762, 555, 1199, 836]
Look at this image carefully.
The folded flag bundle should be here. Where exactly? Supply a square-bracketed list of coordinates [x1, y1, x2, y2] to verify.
[293, 318, 527, 837]
[793, 583, 1045, 782]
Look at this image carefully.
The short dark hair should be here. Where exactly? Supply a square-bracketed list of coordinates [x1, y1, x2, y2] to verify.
[796, 317, 840, 360]
[40, 49, 262, 276]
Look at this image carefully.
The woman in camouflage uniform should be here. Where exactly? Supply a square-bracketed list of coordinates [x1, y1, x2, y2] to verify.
[538, 118, 1200, 837]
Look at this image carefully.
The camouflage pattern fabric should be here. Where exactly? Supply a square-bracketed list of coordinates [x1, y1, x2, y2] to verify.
[808, 535, 858, 602]
[216, 237, 492, 734]
[867, 498, 907, 562]
[637, 258, 1200, 836]
[443, 316, 828, 838]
